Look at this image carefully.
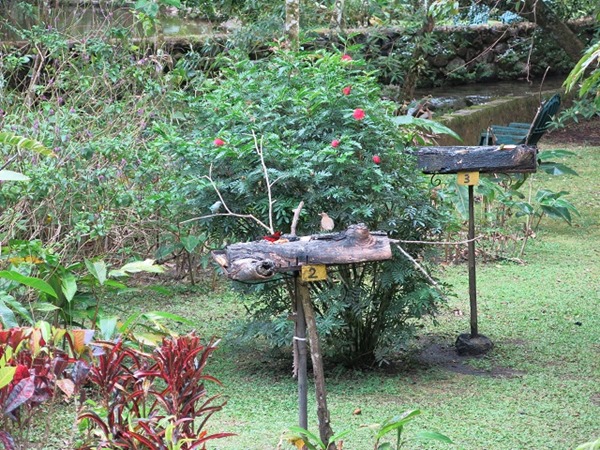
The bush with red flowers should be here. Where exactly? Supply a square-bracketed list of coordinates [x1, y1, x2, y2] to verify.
[176, 50, 453, 365]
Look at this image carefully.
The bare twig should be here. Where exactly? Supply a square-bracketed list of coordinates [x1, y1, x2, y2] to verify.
[290, 201, 304, 237]
[0, 155, 18, 171]
[180, 163, 272, 232]
[253, 131, 276, 234]
[395, 243, 449, 301]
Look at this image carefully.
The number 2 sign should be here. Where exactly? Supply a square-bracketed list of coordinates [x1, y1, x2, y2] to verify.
[301, 264, 327, 282]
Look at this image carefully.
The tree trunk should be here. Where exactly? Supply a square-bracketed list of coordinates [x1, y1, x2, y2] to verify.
[519, 0, 585, 63]
[329, 0, 345, 31]
[401, 14, 435, 100]
[285, 0, 300, 50]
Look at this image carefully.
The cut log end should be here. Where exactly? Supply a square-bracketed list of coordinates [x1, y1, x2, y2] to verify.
[220, 257, 276, 282]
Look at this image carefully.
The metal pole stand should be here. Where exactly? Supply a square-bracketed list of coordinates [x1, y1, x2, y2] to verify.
[455, 184, 493, 356]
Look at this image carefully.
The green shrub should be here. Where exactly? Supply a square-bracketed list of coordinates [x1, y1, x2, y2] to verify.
[175, 49, 450, 366]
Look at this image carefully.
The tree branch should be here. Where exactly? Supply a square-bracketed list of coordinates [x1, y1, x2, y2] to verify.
[395, 243, 449, 302]
[290, 201, 304, 237]
[179, 162, 273, 232]
[253, 131, 275, 234]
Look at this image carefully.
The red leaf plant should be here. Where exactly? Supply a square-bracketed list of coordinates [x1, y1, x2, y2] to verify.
[78, 333, 233, 450]
[0, 325, 91, 449]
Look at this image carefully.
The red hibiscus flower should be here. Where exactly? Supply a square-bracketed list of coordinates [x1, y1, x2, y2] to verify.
[213, 138, 225, 147]
[342, 86, 352, 96]
[331, 139, 341, 148]
[341, 54, 353, 61]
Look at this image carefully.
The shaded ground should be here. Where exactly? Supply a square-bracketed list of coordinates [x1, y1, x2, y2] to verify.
[414, 335, 527, 378]
[544, 115, 600, 145]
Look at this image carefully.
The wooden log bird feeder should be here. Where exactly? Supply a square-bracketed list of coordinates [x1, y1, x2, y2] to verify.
[212, 222, 392, 448]
[417, 144, 538, 356]
[212, 223, 392, 282]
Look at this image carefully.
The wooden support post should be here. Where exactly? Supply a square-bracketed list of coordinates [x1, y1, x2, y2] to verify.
[298, 279, 334, 449]
[294, 275, 308, 430]
[468, 185, 478, 338]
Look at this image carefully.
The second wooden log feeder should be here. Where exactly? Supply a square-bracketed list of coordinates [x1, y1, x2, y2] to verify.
[212, 223, 392, 281]
[416, 144, 538, 174]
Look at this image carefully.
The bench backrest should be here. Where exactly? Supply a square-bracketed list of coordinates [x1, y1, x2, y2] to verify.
[525, 93, 561, 145]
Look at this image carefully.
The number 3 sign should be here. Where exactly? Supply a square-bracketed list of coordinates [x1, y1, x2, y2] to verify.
[457, 171, 480, 186]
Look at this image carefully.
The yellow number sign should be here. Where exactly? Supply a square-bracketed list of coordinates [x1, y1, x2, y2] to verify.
[457, 171, 480, 186]
[301, 264, 327, 282]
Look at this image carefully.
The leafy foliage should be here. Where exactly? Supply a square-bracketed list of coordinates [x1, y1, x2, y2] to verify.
[436, 148, 580, 261]
[0, 323, 91, 449]
[0, 240, 169, 331]
[284, 409, 451, 449]
[171, 49, 451, 365]
[77, 333, 232, 450]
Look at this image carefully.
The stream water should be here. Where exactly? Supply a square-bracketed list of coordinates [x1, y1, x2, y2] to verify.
[415, 77, 565, 113]
[0, 2, 213, 41]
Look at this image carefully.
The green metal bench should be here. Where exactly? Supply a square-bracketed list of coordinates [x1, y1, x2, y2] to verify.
[479, 93, 561, 146]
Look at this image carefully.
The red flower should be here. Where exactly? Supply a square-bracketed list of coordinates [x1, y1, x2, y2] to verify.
[342, 86, 352, 96]
[213, 138, 225, 147]
[331, 139, 341, 148]
[372, 155, 381, 164]
[341, 54, 353, 61]
[353, 108, 365, 120]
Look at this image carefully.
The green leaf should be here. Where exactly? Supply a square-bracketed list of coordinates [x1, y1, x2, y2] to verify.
[537, 149, 576, 160]
[328, 429, 353, 445]
[141, 311, 195, 327]
[0, 170, 29, 181]
[32, 302, 61, 312]
[0, 270, 58, 298]
[98, 316, 118, 340]
[392, 115, 462, 141]
[0, 131, 55, 156]
[0, 298, 19, 328]
[376, 410, 422, 439]
[576, 437, 600, 450]
[0, 367, 17, 390]
[108, 259, 164, 278]
[286, 426, 324, 450]
[103, 279, 128, 290]
[377, 444, 393, 450]
[36, 320, 52, 344]
[180, 235, 203, 253]
[1, 294, 33, 325]
[541, 205, 572, 224]
[415, 430, 453, 443]
[539, 162, 579, 176]
[564, 40, 600, 95]
[85, 260, 107, 286]
[61, 273, 78, 302]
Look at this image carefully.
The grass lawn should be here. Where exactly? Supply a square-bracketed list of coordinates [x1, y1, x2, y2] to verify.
[208, 143, 599, 449]
[28, 143, 599, 449]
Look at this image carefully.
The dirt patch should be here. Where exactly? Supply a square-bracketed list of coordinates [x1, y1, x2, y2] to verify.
[591, 393, 600, 407]
[415, 336, 526, 378]
[543, 116, 600, 146]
